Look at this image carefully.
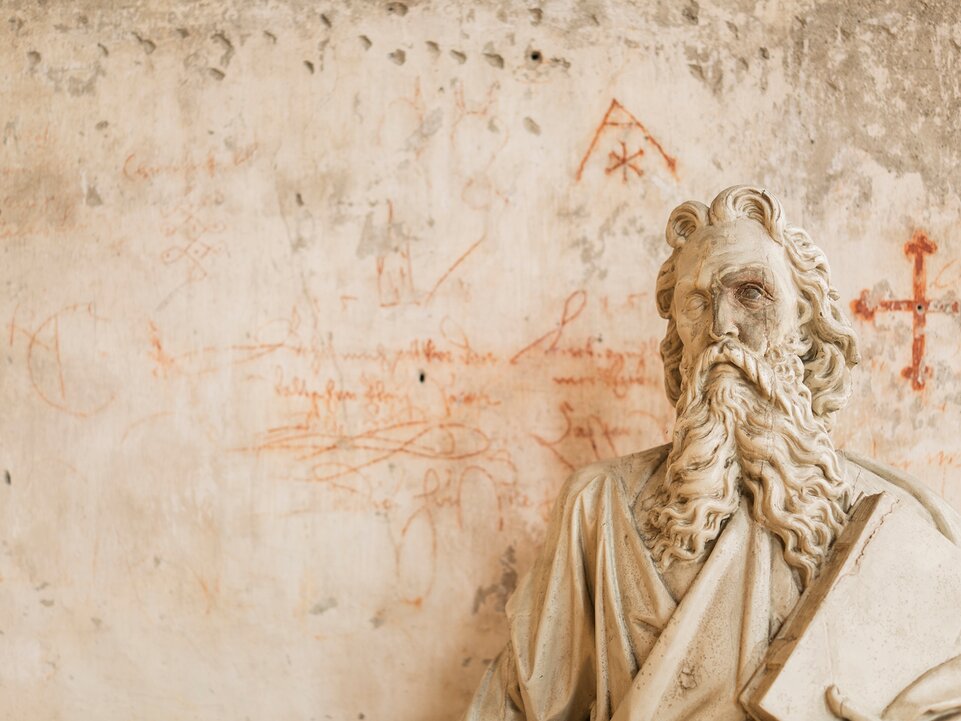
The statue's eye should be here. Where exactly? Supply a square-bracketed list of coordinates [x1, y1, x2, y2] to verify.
[683, 294, 708, 315]
[737, 283, 768, 305]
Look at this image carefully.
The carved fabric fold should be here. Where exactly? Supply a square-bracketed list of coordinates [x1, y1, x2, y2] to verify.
[461, 446, 673, 721]
[459, 446, 961, 721]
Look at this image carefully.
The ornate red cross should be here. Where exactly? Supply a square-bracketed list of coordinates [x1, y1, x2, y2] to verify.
[852, 230, 960, 390]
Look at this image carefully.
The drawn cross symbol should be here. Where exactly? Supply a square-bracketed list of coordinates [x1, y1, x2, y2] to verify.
[604, 142, 645, 182]
[852, 230, 961, 390]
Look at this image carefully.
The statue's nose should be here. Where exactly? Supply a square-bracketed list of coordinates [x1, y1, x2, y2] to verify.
[710, 295, 739, 341]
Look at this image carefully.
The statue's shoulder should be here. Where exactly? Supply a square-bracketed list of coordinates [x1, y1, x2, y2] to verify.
[842, 449, 961, 546]
[560, 443, 671, 509]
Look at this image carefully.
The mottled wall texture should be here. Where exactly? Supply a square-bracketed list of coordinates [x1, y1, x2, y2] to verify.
[2, 0, 961, 718]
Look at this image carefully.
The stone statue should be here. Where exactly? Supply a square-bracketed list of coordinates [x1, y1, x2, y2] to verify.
[461, 186, 961, 721]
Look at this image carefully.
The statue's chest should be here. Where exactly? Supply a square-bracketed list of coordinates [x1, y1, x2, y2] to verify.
[614, 508, 801, 721]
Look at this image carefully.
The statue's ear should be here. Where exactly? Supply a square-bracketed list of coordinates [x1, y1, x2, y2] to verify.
[666, 201, 709, 248]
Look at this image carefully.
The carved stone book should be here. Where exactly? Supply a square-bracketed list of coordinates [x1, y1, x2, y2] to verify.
[742, 492, 961, 721]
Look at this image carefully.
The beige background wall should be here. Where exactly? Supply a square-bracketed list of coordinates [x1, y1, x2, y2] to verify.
[2, 1, 961, 718]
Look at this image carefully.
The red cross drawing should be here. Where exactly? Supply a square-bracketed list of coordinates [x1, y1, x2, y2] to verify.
[605, 141, 645, 182]
[851, 230, 960, 390]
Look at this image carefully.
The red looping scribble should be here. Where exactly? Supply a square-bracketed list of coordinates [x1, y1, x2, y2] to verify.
[510, 290, 588, 364]
[248, 419, 492, 484]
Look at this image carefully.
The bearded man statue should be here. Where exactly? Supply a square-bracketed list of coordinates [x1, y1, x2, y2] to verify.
[461, 186, 961, 721]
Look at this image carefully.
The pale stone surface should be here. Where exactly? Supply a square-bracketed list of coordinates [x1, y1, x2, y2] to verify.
[2, 2, 961, 720]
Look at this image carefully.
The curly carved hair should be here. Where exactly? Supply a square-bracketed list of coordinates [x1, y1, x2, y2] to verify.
[655, 185, 860, 427]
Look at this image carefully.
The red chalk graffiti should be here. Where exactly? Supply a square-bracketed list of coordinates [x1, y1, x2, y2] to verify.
[21, 303, 118, 416]
[852, 230, 960, 390]
[605, 141, 645, 182]
[510, 291, 588, 364]
[374, 199, 486, 308]
[160, 205, 227, 284]
[575, 99, 678, 183]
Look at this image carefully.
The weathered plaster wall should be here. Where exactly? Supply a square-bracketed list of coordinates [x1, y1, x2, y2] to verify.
[2, 1, 960, 718]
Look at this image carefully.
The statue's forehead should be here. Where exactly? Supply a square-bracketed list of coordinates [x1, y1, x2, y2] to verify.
[676, 219, 791, 284]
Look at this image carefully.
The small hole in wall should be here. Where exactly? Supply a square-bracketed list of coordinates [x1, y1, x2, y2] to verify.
[418, 372, 426, 383]
[529, 50, 542, 62]
[484, 52, 504, 69]
[916, 303, 924, 313]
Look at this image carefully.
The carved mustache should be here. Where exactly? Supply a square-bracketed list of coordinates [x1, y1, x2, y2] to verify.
[680, 339, 786, 412]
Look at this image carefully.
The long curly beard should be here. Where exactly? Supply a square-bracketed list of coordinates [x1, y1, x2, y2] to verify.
[642, 338, 854, 588]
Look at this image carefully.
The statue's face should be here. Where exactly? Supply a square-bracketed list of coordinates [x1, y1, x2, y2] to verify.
[673, 218, 801, 363]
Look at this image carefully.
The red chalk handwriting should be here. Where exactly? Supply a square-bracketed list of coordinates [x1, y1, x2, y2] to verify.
[531, 401, 630, 472]
[122, 142, 257, 185]
[552, 349, 656, 398]
[510, 290, 588, 364]
[439, 318, 498, 367]
[143, 285, 667, 535]
[852, 230, 960, 390]
[575, 99, 678, 183]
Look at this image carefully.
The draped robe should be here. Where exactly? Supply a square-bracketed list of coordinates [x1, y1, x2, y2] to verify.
[461, 444, 961, 721]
